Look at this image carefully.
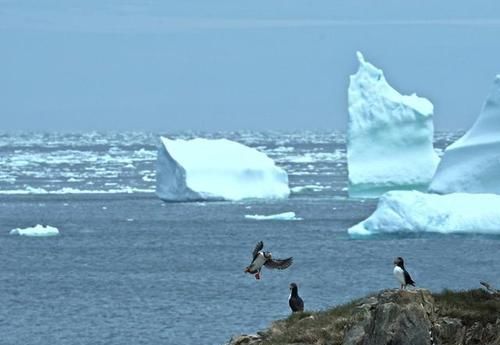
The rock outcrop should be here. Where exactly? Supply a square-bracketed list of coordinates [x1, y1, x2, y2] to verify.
[226, 289, 500, 345]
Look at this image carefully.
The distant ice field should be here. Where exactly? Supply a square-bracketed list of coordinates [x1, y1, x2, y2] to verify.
[0, 131, 459, 196]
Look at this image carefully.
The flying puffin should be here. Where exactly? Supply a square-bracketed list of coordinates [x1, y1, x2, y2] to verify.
[393, 257, 415, 289]
[244, 241, 293, 280]
[289, 283, 304, 312]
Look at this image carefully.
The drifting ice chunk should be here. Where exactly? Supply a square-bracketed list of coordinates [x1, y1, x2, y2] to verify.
[10, 224, 60, 237]
[348, 190, 500, 236]
[429, 76, 500, 194]
[347, 52, 439, 198]
[156, 137, 290, 201]
[244, 212, 301, 220]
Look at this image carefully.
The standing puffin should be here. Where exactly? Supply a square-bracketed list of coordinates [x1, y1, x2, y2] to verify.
[244, 241, 293, 280]
[393, 257, 415, 289]
[289, 283, 304, 312]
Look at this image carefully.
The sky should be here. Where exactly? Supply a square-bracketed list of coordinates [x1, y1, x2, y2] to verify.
[1, 1, 500, 132]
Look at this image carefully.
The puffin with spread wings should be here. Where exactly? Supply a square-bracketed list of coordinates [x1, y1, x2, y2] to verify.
[244, 241, 293, 280]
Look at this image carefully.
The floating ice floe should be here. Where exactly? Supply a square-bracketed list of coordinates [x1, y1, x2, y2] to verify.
[67, 177, 84, 182]
[245, 212, 302, 221]
[268, 146, 294, 153]
[9, 224, 60, 237]
[347, 52, 439, 198]
[0, 187, 154, 194]
[291, 185, 329, 193]
[429, 76, 500, 194]
[284, 152, 342, 164]
[156, 137, 289, 201]
[348, 190, 500, 236]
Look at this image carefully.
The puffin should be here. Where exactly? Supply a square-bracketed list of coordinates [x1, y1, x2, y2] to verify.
[244, 241, 293, 280]
[289, 283, 304, 312]
[393, 257, 415, 289]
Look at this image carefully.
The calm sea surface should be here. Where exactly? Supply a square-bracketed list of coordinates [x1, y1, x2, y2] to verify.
[0, 131, 498, 345]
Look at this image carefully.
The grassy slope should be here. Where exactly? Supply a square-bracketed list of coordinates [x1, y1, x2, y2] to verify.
[259, 300, 358, 345]
[433, 289, 500, 326]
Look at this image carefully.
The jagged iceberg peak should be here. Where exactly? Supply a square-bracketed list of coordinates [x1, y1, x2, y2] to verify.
[351, 51, 434, 124]
[429, 75, 500, 194]
[347, 52, 439, 198]
[451, 75, 500, 148]
[155, 137, 290, 201]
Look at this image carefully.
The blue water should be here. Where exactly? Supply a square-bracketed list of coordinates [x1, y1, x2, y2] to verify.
[0, 131, 499, 345]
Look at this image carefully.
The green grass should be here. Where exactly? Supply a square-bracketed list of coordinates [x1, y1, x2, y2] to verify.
[259, 300, 360, 345]
[433, 289, 500, 326]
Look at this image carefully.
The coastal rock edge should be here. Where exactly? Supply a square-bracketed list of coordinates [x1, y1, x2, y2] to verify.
[226, 289, 500, 345]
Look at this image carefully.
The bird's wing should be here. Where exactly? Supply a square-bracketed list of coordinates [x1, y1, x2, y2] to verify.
[289, 296, 304, 312]
[404, 270, 415, 286]
[264, 257, 293, 270]
[298, 297, 304, 311]
[252, 241, 264, 260]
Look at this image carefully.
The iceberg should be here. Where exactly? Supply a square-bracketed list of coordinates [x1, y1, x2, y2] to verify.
[156, 137, 290, 201]
[347, 52, 439, 198]
[9, 224, 60, 237]
[348, 190, 500, 236]
[244, 212, 301, 220]
[429, 76, 500, 194]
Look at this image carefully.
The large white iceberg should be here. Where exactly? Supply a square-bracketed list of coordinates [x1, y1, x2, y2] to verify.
[156, 137, 290, 201]
[9, 224, 60, 237]
[348, 190, 500, 236]
[429, 76, 500, 194]
[347, 52, 439, 198]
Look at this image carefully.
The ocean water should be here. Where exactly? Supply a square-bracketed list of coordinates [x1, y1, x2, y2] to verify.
[0, 131, 499, 345]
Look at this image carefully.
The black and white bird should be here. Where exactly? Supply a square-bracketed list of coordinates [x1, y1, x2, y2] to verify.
[244, 241, 293, 280]
[289, 283, 304, 312]
[393, 257, 415, 289]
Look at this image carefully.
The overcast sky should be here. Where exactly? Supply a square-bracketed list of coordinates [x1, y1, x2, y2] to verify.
[1, 1, 500, 131]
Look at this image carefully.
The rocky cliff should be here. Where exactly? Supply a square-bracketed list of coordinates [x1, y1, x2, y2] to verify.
[227, 289, 500, 345]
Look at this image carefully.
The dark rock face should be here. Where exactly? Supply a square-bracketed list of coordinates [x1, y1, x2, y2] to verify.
[434, 318, 500, 345]
[226, 289, 500, 345]
[343, 290, 434, 345]
[227, 334, 262, 345]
